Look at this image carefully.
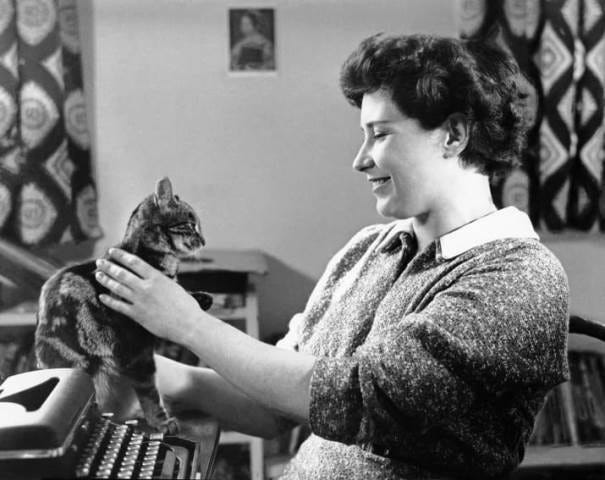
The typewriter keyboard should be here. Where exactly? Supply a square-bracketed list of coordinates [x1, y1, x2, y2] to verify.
[74, 416, 180, 479]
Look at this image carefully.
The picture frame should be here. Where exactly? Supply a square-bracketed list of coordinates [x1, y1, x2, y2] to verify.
[228, 8, 276, 75]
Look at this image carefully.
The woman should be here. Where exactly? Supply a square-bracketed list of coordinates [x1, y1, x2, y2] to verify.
[95, 34, 569, 479]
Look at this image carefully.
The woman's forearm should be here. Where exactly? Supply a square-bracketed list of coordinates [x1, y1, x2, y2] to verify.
[178, 313, 316, 425]
[154, 354, 294, 438]
[93, 249, 315, 430]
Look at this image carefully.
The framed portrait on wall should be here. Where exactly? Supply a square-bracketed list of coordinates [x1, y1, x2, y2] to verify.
[228, 8, 276, 74]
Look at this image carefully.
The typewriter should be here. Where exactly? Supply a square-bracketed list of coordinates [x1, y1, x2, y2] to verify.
[0, 368, 199, 479]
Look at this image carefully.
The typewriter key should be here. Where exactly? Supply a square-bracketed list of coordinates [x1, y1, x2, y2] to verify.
[75, 466, 91, 477]
[96, 468, 113, 478]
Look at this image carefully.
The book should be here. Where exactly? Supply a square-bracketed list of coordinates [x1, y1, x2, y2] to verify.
[551, 384, 572, 444]
[567, 352, 605, 445]
[528, 392, 551, 446]
[569, 352, 590, 442]
[586, 354, 605, 442]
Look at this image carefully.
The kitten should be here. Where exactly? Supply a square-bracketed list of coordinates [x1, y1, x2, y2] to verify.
[35, 177, 212, 434]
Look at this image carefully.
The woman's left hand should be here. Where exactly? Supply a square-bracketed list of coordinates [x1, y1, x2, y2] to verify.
[95, 248, 202, 345]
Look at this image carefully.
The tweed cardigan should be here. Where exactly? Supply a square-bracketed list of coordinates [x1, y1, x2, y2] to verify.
[277, 207, 569, 480]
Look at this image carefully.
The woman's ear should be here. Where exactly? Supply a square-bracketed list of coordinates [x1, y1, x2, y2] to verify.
[442, 113, 470, 159]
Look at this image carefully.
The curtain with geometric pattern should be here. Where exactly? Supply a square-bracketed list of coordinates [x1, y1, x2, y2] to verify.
[0, 0, 101, 247]
[458, 0, 605, 232]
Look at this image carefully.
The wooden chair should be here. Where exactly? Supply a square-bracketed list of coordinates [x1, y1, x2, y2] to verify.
[569, 314, 605, 341]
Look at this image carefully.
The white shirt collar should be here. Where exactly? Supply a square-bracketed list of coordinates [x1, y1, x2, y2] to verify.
[437, 207, 539, 260]
[379, 207, 539, 259]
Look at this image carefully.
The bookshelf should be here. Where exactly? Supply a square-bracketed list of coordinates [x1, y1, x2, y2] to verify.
[522, 445, 605, 468]
[519, 236, 605, 476]
[516, 343, 605, 477]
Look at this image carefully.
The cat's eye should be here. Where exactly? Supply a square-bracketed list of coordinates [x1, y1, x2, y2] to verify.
[167, 222, 195, 234]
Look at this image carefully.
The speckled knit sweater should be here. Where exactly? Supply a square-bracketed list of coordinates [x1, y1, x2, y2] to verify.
[277, 207, 569, 480]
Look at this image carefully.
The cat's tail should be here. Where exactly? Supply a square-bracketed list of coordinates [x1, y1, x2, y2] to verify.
[569, 315, 605, 342]
[34, 311, 44, 370]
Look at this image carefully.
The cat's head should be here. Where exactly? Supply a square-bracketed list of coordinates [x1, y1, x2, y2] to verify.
[123, 177, 205, 258]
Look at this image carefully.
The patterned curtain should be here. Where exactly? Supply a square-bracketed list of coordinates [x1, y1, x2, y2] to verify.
[0, 0, 101, 247]
[458, 0, 605, 232]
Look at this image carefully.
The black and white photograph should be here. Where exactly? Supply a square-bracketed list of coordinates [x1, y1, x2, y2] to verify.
[229, 8, 276, 73]
[1, 1, 605, 479]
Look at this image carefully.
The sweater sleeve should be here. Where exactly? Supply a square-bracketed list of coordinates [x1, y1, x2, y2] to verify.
[308, 246, 570, 447]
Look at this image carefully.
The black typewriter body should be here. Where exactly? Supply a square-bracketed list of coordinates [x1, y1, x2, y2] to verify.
[0, 368, 199, 479]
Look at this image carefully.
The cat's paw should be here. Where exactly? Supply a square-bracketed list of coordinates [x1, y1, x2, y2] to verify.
[157, 416, 179, 435]
[189, 291, 213, 311]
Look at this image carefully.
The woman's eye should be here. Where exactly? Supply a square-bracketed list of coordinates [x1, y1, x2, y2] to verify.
[373, 131, 389, 139]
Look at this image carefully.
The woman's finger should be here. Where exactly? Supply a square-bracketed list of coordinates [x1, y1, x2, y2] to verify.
[95, 258, 141, 289]
[107, 248, 155, 278]
[98, 293, 134, 317]
[95, 271, 134, 301]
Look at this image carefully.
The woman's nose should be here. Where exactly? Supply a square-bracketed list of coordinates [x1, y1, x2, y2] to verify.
[352, 143, 374, 172]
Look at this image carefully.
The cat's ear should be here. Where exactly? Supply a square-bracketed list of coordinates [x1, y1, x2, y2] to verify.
[154, 177, 173, 207]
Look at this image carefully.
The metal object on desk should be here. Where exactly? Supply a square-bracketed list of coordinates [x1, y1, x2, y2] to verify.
[0, 368, 220, 479]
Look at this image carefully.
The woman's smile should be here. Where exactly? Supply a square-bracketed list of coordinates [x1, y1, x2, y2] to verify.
[369, 176, 391, 191]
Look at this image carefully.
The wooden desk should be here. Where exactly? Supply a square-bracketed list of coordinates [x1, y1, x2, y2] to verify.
[178, 249, 267, 480]
[176, 413, 220, 480]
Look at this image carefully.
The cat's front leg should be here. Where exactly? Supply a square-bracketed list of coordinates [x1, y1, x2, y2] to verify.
[123, 353, 179, 435]
[135, 383, 179, 435]
[189, 291, 213, 311]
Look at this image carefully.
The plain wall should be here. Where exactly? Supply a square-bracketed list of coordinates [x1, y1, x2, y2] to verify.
[83, 0, 457, 338]
[541, 235, 605, 352]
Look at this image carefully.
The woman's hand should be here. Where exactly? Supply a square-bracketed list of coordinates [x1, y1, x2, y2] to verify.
[95, 248, 202, 345]
[97, 249, 314, 425]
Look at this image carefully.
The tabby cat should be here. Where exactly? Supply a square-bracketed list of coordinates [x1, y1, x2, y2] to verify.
[35, 177, 212, 434]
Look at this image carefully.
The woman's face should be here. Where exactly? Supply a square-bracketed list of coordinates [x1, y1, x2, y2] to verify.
[353, 89, 448, 219]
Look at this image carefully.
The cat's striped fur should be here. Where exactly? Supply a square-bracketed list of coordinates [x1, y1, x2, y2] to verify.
[35, 178, 211, 434]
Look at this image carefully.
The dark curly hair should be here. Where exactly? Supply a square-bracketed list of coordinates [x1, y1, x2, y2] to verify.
[340, 34, 529, 177]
